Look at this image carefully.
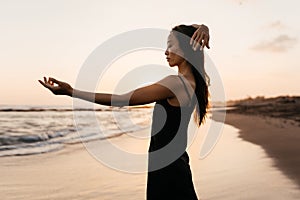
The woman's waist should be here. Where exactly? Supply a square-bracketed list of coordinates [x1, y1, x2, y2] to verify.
[148, 134, 188, 153]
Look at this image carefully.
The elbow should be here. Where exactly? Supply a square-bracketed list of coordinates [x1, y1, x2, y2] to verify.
[110, 94, 130, 107]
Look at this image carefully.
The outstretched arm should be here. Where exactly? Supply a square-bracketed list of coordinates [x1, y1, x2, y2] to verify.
[38, 76, 177, 107]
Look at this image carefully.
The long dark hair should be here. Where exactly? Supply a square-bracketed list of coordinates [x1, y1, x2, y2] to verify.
[172, 25, 210, 126]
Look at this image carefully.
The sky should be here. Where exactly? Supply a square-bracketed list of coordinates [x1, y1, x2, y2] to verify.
[0, 0, 299, 105]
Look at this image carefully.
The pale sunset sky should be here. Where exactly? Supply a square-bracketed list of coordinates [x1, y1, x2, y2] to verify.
[0, 0, 299, 106]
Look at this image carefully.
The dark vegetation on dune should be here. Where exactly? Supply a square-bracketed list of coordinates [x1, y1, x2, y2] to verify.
[227, 96, 300, 125]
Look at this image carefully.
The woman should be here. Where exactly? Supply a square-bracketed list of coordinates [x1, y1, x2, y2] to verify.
[39, 24, 210, 200]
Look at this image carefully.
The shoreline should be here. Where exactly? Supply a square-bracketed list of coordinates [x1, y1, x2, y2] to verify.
[1, 112, 300, 199]
[219, 112, 300, 189]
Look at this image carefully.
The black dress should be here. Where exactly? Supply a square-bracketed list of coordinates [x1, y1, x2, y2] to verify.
[147, 76, 198, 200]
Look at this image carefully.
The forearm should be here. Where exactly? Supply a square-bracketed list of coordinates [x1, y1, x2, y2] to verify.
[71, 89, 126, 107]
[66, 76, 175, 107]
[192, 24, 201, 28]
[192, 24, 208, 30]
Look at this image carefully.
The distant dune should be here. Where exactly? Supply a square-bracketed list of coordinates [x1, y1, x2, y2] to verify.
[226, 95, 300, 125]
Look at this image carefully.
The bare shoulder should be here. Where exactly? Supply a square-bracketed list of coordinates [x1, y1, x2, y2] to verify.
[156, 75, 194, 106]
[156, 75, 182, 90]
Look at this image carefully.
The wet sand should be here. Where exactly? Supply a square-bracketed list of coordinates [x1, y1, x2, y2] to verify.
[1, 114, 300, 199]
[223, 113, 300, 189]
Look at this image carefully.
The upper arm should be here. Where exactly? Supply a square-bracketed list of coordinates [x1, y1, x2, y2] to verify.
[117, 75, 179, 106]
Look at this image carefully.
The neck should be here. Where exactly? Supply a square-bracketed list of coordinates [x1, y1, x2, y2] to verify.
[178, 60, 193, 78]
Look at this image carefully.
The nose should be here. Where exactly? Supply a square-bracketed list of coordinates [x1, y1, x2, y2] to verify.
[165, 49, 169, 56]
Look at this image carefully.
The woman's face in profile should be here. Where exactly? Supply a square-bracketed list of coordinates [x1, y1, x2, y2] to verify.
[165, 32, 185, 67]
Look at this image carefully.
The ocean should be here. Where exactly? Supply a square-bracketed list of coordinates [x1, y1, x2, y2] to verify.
[0, 105, 152, 157]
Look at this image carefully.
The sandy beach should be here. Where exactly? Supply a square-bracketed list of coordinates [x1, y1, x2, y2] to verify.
[223, 113, 300, 188]
[1, 113, 300, 199]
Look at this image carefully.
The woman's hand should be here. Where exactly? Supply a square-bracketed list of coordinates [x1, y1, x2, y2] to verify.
[38, 77, 73, 96]
[190, 24, 210, 51]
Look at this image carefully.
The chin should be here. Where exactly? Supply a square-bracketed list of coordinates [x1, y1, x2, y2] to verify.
[168, 62, 176, 67]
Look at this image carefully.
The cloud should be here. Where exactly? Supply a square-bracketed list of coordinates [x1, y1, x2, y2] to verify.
[266, 20, 286, 30]
[231, 0, 249, 5]
[251, 34, 297, 53]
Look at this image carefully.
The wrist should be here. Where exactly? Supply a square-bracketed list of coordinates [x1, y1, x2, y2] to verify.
[67, 88, 74, 97]
[192, 24, 200, 28]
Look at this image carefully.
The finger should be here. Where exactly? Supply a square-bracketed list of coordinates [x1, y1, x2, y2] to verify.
[191, 35, 201, 51]
[45, 77, 53, 85]
[49, 77, 60, 84]
[198, 32, 205, 45]
[203, 36, 209, 49]
[197, 32, 205, 50]
[200, 32, 206, 51]
[194, 32, 205, 49]
[46, 76, 52, 85]
[194, 41, 201, 51]
[193, 32, 204, 51]
[39, 79, 45, 86]
[38, 80, 50, 89]
[191, 32, 201, 48]
[42, 77, 53, 87]
[49, 77, 60, 86]
[206, 40, 210, 49]
[201, 42, 205, 51]
[190, 31, 198, 45]
[205, 35, 210, 49]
